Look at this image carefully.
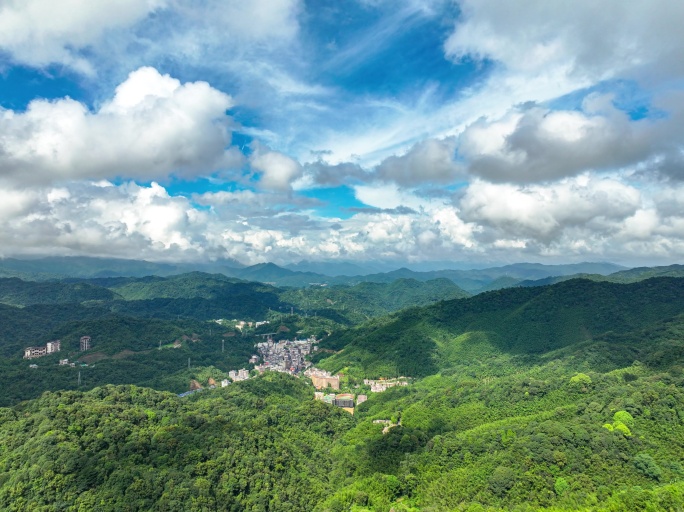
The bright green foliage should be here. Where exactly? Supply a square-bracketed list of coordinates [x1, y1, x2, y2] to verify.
[318, 277, 684, 378]
[554, 477, 570, 496]
[612, 421, 632, 437]
[613, 410, 635, 428]
[570, 373, 592, 387]
[0, 374, 355, 511]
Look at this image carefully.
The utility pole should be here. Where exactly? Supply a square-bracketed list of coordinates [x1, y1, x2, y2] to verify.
[222, 339, 225, 353]
[78, 371, 81, 387]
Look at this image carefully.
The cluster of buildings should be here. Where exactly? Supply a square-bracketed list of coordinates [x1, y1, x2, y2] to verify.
[314, 392, 367, 415]
[24, 336, 92, 361]
[305, 367, 341, 390]
[254, 336, 317, 374]
[364, 378, 409, 392]
[24, 340, 61, 359]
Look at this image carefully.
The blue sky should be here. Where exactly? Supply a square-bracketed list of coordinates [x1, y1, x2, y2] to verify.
[1, 0, 684, 268]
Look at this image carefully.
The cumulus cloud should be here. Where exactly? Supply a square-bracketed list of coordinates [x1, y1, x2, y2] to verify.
[446, 0, 684, 82]
[376, 137, 463, 185]
[297, 161, 368, 188]
[0, 67, 235, 185]
[0, 177, 683, 266]
[459, 177, 642, 244]
[250, 145, 303, 191]
[457, 95, 661, 182]
[0, 0, 165, 73]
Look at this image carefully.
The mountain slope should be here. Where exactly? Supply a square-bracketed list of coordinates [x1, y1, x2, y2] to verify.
[316, 277, 684, 378]
[0, 278, 120, 306]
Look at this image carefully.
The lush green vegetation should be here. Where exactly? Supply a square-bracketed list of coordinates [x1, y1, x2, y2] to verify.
[1, 267, 684, 510]
[0, 373, 356, 511]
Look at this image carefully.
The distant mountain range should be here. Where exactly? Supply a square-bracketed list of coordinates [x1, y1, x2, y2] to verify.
[0, 256, 628, 293]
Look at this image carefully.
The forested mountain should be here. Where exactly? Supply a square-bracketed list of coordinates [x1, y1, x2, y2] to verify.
[316, 277, 684, 378]
[1, 344, 683, 511]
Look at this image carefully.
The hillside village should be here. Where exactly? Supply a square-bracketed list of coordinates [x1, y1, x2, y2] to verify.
[20, 315, 410, 415]
[179, 321, 410, 414]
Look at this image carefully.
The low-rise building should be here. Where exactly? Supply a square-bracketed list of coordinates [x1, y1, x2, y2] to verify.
[364, 378, 408, 392]
[24, 339, 61, 359]
[229, 368, 250, 382]
[24, 346, 47, 359]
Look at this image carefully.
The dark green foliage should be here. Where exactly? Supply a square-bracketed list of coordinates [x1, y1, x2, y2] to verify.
[0, 375, 355, 511]
[634, 453, 662, 481]
[281, 278, 470, 324]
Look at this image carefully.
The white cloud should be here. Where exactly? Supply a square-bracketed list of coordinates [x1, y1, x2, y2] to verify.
[459, 177, 642, 243]
[0, 177, 683, 266]
[376, 137, 463, 185]
[250, 146, 303, 191]
[0, 67, 235, 185]
[445, 0, 684, 82]
[457, 96, 659, 182]
[0, 0, 165, 73]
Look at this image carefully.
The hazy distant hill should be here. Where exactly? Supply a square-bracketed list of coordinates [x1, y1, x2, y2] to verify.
[0, 278, 120, 306]
[0, 256, 244, 280]
[605, 263, 684, 282]
[282, 278, 470, 323]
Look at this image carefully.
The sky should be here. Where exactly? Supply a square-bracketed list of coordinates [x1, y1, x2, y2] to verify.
[1, 0, 684, 268]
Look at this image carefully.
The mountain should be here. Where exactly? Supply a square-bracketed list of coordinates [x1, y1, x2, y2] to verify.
[333, 262, 626, 293]
[0, 271, 474, 405]
[282, 278, 470, 324]
[316, 277, 684, 378]
[1, 348, 682, 511]
[605, 263, 684, 283]
[0, 277, 120, 306]
[0, 256, 244, 280]
[0, 256, 628, 292]
[284, 260, 383, 276]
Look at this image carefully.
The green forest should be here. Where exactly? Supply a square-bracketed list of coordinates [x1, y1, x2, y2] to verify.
[0, 268, 683, 510]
